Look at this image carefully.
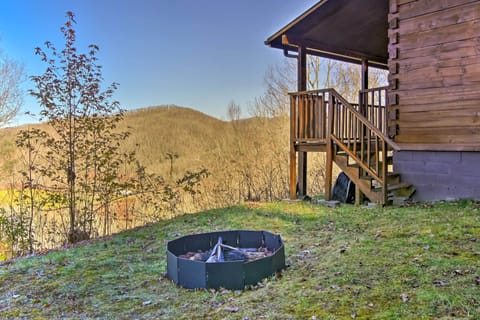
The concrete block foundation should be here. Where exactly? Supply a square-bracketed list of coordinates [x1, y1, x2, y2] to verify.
[393, 151, 480, 202]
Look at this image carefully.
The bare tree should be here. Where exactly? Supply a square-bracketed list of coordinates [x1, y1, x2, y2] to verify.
[0, 49, 23, 126]
[249, 63, 295, 118]
[227, 100, 242, 122]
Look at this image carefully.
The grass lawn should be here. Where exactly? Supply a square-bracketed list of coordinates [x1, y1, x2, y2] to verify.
[0, 200, 479, 319]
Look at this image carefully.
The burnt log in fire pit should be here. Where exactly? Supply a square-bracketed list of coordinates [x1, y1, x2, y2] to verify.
[167, 230, 285, 290]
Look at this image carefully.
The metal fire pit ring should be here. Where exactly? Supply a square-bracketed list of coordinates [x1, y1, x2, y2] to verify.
[167, 230, 285, 290]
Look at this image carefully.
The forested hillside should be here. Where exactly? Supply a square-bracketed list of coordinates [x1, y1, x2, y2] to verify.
[0, 104, 330, 257]
[0, 105, 327, 206]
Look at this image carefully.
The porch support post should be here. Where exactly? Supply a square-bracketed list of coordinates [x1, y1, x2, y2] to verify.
[356, 59, 369, 204]
[289, 96, 297, 200]
[360, 59, 369, 115]
[297, 46, 307, 198]
[361, 59, 369, 90]
[325, 93, 334, 201]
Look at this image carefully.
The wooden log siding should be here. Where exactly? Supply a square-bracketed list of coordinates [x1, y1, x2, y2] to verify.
[388, 0, 480, 150]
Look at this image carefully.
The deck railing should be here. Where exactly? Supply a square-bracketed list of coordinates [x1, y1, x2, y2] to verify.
[289, 89, 330, 144]
[359, 86, 388, 136]
[289, 86, 389, 143]
[289, 87, 397, 204]
[328, 89, 398, 203]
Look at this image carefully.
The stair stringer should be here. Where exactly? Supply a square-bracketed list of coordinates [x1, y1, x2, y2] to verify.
[332, 153, 384, 203]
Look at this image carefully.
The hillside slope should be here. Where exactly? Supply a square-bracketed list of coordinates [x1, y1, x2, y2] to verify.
[117, 106, 229, 175]
[0, 105, 329, 213]
[0, 106, 229, 183]
[0, 201, 479, 319]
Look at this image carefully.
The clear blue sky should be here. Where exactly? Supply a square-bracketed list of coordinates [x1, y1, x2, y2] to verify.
[0, 0, 318, 124]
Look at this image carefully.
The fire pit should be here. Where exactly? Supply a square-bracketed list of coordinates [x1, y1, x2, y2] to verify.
[167, 230, 285, 290]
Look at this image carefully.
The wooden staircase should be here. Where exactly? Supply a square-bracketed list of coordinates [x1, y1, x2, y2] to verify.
[327, 89, 415, 205]
[289, 87, 415, 205]
[333, 147, 415, 205]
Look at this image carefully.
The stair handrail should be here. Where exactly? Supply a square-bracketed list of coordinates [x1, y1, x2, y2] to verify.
[327, 89, 398, 204]
[328, 89, 399, 150]
[289, 88, 399, 150]
[359, 86, 389, 136]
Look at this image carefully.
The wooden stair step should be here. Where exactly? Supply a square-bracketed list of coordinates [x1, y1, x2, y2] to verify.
[388, 182, 416, 198]
[372, 182, 412, 192]
[332, 146, 415, 205]
[387, 182, 412, 191]
[360, 172, 399, 184]
[387, 173, 400, 184]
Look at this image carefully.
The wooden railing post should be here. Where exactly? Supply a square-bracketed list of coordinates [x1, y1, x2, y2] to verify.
[325, 91, 334, 200]
[360, 86, 388, 136]
[290, 95, 297, 200]
[381, 140, 388, 204]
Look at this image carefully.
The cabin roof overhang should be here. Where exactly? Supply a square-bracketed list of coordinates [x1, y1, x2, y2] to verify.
[265, 0, 389, 70]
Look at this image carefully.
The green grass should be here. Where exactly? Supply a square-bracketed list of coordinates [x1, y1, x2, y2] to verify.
[1, 200, 479, 319]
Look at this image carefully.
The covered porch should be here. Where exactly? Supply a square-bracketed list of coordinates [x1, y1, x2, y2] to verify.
[265, 0, 413, 205]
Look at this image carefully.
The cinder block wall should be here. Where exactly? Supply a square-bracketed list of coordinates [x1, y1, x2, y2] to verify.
[393, 151, 480, 201]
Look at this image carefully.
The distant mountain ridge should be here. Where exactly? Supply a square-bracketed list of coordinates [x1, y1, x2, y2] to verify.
[0, 105, 239, 185]
[116, 105, 229, 175]
[0, 104, 296, 209]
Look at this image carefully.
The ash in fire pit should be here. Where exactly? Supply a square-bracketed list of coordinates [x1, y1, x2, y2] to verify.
[178, 236, 273, 263]
[167, 230, 285, 290]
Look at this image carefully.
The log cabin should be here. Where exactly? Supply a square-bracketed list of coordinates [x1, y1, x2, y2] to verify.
[265, 0, 480, 204]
